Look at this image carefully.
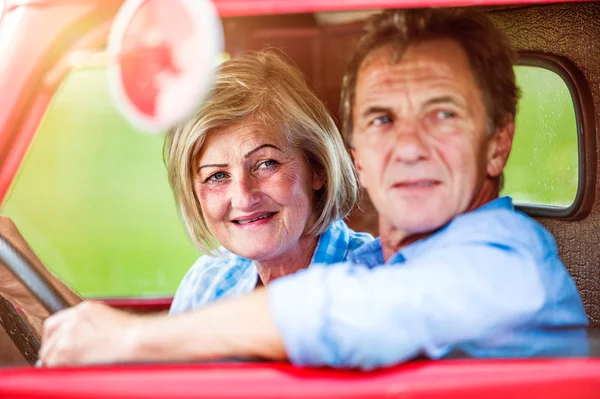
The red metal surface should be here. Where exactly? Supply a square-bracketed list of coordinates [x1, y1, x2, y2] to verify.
[0, 3, 599, 398]
[0, 358, 599, 398]
[212, 0, 594, 16]
[0, 0, 122, 203]
[101, 297, 172, 311]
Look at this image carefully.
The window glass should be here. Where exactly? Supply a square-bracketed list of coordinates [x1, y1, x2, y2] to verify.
[0, 63, 580, 298]
[1, 67, 198, 298]
[501, 65, 579, 208]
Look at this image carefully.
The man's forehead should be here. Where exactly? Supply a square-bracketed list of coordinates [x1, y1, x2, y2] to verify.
[359, 40, 469, 79]
[354, 39, 476, 101]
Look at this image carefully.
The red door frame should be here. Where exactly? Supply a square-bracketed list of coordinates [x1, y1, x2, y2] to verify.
[0, 1, 599, 397]
[1, 359, 600, 398]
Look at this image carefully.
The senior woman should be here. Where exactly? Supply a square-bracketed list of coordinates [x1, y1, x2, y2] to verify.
[166, 50, 373, 312]
[0, 52, 372, 363]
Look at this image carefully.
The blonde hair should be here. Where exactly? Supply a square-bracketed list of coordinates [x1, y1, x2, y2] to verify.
[165, 51, 358, 253]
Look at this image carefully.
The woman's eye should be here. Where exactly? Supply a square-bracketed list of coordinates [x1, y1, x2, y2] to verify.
[257, 159, 279, 171]
[205, 172, 228, 184]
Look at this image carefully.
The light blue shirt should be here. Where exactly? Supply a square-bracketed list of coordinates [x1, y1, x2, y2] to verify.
[268, 197, 589, 369]
[170, 220, 374, 314]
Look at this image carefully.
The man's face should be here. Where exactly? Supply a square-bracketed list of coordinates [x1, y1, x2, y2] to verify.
[351, 39, 513, 239]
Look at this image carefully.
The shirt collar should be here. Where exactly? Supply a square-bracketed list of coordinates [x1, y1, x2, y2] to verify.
[250, 219, 355, 274]
[350, 196, 513, 268]
[309, 219, 351, 265]
[474, 196, 513, 213]
[349, 238, 384, 268]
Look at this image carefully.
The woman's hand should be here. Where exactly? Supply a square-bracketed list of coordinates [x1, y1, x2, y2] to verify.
[40, 301, 143, 366]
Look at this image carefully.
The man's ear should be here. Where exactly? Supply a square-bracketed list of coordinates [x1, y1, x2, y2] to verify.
[351, 148, 366, 186]
[486, 114, 515, 178]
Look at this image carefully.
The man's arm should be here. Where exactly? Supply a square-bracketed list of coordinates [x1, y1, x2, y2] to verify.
[39, 289, 285, 366]
[266, 243, 548, 369]
[39, 238, 550, 367]
[137, 288, 286, 362]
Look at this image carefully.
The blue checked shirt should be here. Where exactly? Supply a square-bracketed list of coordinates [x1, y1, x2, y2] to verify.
[169, 220, 374, 314]
[268, 197, 590, 369]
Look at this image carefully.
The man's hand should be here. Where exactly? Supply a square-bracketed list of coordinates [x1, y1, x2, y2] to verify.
[39, 290, 287, 366]
[40, 301, 143, 366]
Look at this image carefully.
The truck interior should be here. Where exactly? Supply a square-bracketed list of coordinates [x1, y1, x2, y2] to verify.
[0, 1, 598, 396]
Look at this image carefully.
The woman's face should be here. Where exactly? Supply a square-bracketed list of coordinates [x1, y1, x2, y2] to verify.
[194, 120, 324, 261]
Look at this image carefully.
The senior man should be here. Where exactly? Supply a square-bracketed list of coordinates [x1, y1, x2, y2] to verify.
[39, 9, 588, 368]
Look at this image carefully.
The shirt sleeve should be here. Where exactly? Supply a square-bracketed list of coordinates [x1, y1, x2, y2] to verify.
[267, 240, 546, 370]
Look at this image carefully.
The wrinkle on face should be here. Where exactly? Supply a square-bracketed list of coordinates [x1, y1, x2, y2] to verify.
[351, 40, 497, 258]
[354, 44, 480, 135]
[193, 119, 320, 280]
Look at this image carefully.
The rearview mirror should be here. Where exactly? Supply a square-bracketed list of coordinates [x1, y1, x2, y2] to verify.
[107, 0, 223, 132]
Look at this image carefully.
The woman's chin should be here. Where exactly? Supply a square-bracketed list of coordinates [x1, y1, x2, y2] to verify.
[227, 244, 281, 262]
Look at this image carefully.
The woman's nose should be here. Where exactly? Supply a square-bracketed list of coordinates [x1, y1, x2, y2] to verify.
[230, 177, 260, 210]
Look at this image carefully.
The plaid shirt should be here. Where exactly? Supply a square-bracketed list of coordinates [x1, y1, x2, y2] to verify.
[169, 220, 374, 314]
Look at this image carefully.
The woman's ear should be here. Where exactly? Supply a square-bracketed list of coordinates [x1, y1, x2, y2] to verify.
[486, 114, 515, 178]
[312, 168, 326, 191]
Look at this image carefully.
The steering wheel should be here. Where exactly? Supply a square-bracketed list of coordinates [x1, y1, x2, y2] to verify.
[0, 235, 70, 364]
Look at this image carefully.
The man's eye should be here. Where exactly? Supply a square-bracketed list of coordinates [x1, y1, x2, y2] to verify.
[436, 110, 457, 120]
[206, 172, 228, 184]
[372, 115, 392, 126]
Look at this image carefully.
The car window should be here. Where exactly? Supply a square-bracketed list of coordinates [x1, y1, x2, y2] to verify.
[0, 67, 198, 298]
[0, 63, 581, 299]
[501, 65, 579, 208]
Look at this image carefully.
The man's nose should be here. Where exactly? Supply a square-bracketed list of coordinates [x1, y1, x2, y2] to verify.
[391, 119, 428, 163]
[230, 175, 260, 210]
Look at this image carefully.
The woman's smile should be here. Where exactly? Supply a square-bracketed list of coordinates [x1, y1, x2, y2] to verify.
[231, 211, 278, 228]
[194, 121, 320, 261]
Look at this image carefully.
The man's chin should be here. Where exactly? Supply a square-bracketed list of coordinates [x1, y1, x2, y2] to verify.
[387, 213, 455, 238]
[381, 198, 436, 219]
